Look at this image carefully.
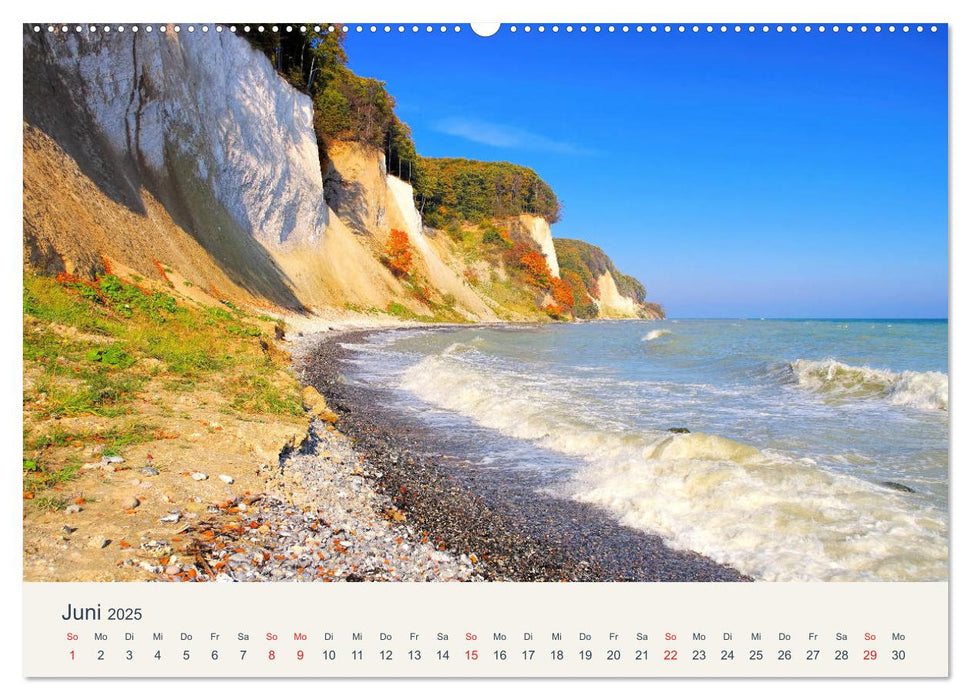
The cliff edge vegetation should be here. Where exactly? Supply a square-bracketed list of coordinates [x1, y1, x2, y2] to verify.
[555, 239, 665, 319]
[416, 158, 561, 226]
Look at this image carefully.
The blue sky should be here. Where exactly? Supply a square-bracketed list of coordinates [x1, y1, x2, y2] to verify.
[345, 26, 948, 318]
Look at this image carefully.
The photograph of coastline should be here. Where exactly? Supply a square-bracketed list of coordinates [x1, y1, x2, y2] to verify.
[22, 23, 947, 583]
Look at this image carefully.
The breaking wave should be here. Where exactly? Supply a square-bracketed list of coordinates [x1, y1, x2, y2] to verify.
[788, 359, 948, 411]
[398, 350, 948, 582]
[642, 329, 672, 341]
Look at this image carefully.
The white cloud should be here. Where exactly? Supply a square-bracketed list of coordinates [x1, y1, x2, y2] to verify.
[434, 117, 593, 155]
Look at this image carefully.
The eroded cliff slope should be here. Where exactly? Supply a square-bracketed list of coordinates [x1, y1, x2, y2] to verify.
[23, 26, 661, 322]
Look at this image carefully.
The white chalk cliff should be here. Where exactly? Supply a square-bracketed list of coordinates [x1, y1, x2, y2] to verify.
[594, 271, 638, 317]
[32, 28, 329, 249]
[23, 26, 657, 321]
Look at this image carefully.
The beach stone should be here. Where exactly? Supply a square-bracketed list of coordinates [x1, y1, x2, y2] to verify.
[160, 512, 181, 523]
[122, 496, 140, 510]
[882, 480, 917, 493]
[140, 466, 160, 476]
[302, 386, 339, 423]
[384, 507, 406, 522]
[103, 455, 125, 464]
[190, 472, 208, 481]
[667, 427, 691, 434]
[164, 565, 182, 575]
[65, 504, 81, 514]
[88, 535, 109, 549]
[218, 474, 235, 484]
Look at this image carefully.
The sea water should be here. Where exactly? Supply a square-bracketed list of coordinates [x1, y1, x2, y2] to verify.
[341, 320, 948, 582]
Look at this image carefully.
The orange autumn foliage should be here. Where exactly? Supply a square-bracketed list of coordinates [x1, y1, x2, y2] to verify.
[153, 259, 172, 286]
[520, 250, 552, 288]
[384, 229, 413, 277]
[55, 272, 90, 288]
[551, 276, 574, 310]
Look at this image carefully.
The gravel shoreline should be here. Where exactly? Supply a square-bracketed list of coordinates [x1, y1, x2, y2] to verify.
[293, 327, 750, 583]
[119, 418, 477, 582]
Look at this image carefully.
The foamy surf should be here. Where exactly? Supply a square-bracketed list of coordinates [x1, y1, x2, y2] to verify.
[642, 329, 672, 341]
[398, 350, 948, 582]
[788, 359, 948, 411]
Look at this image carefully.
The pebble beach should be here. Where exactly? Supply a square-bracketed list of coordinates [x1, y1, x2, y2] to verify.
[291, 328, 749, 583]
[132, 420, 479, 582]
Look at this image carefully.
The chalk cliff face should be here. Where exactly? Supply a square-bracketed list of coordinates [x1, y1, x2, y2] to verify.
[23, 26, 659, 322]
[594, 271, 638, 317]
[26, 28, 328, 250]
[512, 215, 560, 278]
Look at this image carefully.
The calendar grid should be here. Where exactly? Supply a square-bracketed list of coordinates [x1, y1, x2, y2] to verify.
[24, 582, 948, 677]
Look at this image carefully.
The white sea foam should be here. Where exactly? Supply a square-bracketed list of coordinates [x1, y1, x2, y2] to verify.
[399, 351, 948, 582]
[789, 359, 948, 411]
[441, 337, 487, 356]
[642, 329, 672, 341]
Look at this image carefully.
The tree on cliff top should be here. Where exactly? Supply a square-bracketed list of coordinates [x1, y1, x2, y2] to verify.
[240, 25, 345, 94]
[417, 158, 561, 226]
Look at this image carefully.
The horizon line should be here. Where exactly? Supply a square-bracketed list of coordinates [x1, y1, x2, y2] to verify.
[662, 316, 948, 321]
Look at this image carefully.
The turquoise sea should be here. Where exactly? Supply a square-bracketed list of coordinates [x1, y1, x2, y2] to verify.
[342, 319, 948, 582]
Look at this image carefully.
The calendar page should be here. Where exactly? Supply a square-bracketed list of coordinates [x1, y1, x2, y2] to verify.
[20, 9, 951, 682]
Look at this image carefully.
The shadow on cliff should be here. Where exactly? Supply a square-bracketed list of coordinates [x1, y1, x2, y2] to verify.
[23, 30, 308, 313]
[23, 32, 149, 218]
[151, 142, 308, 312]
[323, 168, 371, 237]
